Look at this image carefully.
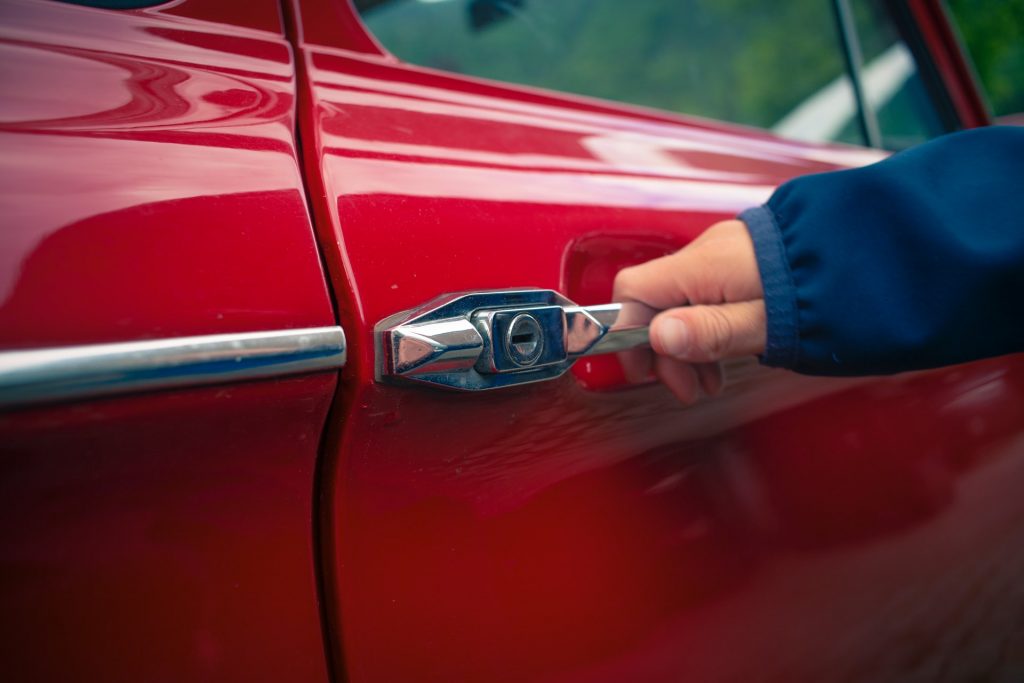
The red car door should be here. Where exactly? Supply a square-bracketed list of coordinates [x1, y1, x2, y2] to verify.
[287, 1, 1024, 682]
[0, 1, 340, 680]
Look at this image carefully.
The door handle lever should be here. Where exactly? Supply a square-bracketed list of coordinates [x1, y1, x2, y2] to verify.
[375, 289, 651, 391]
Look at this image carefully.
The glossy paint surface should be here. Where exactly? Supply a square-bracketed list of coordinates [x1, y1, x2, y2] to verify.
[0, 1, 338, 681]
[330, 360, 1024, 683]
[290, 1, 1024, 681]
[0, 374, 336, 682]
[0, 0, 335, 349]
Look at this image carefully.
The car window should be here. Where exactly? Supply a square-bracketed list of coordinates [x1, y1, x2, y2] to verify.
[354, 0, 954, 150]
[849, 0, 949, 149]
[946, 0, 1024, 120]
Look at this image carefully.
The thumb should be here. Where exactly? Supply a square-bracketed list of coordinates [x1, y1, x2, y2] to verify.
[651, 300, 766, 363]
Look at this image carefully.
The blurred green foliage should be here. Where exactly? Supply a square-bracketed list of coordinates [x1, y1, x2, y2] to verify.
[947, 0, 1024, 117]
[363, 0, 850, 130]
[360, 0, 991, 146]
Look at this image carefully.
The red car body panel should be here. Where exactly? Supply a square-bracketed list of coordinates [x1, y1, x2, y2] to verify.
[0, 0, 335, 349]
[0, 1, 336, 680]
[286, 1, 1024, 681]
[0, 375, 335, 682]
[1, 1, 1021, 682]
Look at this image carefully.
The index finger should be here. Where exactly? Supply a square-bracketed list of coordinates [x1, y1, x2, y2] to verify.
[612, 219, 762, 309]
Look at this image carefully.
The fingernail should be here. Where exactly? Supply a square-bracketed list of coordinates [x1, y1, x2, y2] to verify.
[658, 318, 689, 357]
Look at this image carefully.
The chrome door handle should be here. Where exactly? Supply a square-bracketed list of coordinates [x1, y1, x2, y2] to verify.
[375, 289, 652, 390]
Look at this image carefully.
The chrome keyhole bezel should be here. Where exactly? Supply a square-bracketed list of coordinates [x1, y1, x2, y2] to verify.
[504, 313, 544, 366]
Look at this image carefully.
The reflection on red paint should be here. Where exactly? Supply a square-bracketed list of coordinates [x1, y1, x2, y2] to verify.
[287, 1, 1024, 681]
[0, 0, 332, 349]
[0, 3, 336, 680]
[328, 359, 1024, 682]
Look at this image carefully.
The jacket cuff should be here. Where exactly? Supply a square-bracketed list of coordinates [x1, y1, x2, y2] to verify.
[738, 205, 799, 369]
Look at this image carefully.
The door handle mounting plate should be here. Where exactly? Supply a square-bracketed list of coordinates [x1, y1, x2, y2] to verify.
[375, 289, 650, 391]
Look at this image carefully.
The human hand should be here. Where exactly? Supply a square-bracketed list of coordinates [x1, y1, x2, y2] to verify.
[612, 219, 767, 404]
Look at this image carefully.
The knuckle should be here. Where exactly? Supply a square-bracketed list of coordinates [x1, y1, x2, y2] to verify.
[696, 308, 735, 359]
[612, 265, 638, 296]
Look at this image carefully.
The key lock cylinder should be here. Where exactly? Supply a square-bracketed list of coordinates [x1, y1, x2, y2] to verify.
[375, 289, 651, 391]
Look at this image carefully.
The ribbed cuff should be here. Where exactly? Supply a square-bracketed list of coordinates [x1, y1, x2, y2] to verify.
[738, 205, 799, 369]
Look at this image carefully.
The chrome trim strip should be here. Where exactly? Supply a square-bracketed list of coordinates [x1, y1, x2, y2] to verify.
[0, 327, 346, 410]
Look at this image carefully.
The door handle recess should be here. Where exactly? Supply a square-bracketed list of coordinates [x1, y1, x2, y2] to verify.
[375, 289, 651, 391]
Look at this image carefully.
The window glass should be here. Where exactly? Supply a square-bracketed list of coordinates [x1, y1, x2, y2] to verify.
[356, 0, 956, 149]
[849, 0, 948, 149]
[946, 0, 1024, 119]
[357, 0, 867, 146]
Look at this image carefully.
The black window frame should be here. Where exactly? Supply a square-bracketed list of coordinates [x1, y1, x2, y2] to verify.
[834, 0, 963, 149]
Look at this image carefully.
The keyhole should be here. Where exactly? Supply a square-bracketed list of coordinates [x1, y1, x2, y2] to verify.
[511, 331, 535, 345]
[505, 314, 544, 366]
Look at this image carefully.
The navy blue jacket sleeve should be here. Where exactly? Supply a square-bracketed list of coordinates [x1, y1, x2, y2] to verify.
[740, 126, 1024, 376]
